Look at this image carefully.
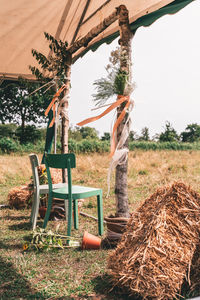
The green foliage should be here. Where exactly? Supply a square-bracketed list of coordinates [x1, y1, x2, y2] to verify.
[24, 227, 80, 251]
[68, 139, 109, 154]
[0, 137, 19, 153]
[181, 123, 200, 142]
[159, 121, 179, 142]
[0, 78, 49, 136]
[69, 126, 99, 141]
[15, 125, 42, 144]
[92, 48, 131, 107]
[129, 141, 197, 151]
[79, 126, 99, 140]
[114, 70, 128, 95]
[69, 126, 82, 141]
[138, 127, 150, 141]
[0, 123, 17, 138]
[30, 32, 69, 83]
[101, 132, 110, 141]
[129, 130, 138, 141]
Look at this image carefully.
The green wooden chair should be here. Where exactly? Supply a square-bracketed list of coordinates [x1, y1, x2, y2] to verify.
[43, 153, 104, 236]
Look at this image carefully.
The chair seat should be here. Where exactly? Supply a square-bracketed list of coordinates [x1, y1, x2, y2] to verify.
[52, 185, 102, 199]
[39, 183, 67, 194]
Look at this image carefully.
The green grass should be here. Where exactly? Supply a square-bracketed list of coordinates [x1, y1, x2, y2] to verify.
[1, 151, 200, 299]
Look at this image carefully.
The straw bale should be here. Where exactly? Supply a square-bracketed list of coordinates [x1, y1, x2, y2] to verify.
[188, 243, 200, 294]
[8, 186, 33, 209]
[108, 182, 200, 300]
[37, 165, 62, 184]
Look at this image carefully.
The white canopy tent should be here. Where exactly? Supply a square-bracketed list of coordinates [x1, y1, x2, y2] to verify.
[0, 0, 195, 80]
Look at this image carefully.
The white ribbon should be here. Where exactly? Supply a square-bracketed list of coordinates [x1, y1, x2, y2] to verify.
[106, 99, 134, 198]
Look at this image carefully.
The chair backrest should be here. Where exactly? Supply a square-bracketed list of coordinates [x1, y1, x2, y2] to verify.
[44, 153, 76, 195]
[29, 153, 40, 189]
[44, 153, 76, 169]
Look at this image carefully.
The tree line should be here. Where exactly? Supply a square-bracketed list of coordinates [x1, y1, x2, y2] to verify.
[1, 121, 200, 144]
[1, 79, 200, 150]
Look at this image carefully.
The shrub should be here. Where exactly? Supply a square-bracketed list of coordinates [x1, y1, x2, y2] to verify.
[0, 137, 19, 153]
[0, 123, 17, 138]
[129, 141, 200, 151]
[16, 125, 42, 144]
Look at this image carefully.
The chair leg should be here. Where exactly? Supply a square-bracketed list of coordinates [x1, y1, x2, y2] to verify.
[30, 191, 37, 224]
[74, 199, 79, 230]
[64, 200, 68, 222]
[97, 193, 104, 235]
[67, 198, 73, 238]
[32, 191, 40, 230]
[43, 194, 53, 229]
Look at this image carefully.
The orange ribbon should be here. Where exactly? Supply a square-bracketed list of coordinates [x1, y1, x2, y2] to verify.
[45, 84, 66, 128]
[77, 95, 131, 156]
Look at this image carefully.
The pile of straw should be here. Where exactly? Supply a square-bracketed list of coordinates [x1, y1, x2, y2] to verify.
[37, 165, 62, 184]
[8, 186, 33, 209]
[108, 182, 200, 300]
[7, 166, 62, 210]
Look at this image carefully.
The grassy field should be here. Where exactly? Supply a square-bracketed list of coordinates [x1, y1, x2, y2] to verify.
[1, 151, 200, 299]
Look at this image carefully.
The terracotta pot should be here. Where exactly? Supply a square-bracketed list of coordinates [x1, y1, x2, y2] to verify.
[82, 231, 101, 250]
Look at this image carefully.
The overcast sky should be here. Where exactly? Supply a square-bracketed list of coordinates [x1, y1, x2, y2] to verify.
[69, 0, 200, 138]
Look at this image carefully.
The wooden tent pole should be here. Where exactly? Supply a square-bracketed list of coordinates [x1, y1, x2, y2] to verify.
[115, 5, 134, 218]
[68, 8, 118, 55]
[61, 55, 72, 182]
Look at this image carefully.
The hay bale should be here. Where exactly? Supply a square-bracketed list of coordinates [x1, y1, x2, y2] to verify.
[37, 165, 62, 184]
[8, 186, 33, 209]
[108, 182, 200, 300]
[188, 243, 200, 295]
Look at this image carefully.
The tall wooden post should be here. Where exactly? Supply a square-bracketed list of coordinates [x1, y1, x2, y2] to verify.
[61, 55, 72, 182]
[115, 5, 133, 217]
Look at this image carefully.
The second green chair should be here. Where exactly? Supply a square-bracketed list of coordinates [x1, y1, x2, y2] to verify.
[43, 153, 104, 237]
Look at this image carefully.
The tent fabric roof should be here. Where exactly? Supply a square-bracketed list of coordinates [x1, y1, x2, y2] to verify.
[0, 0, 195, 80]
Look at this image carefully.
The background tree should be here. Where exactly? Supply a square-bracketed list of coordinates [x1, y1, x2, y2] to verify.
[101, 132, 110, 141]
[79, 127, 99, 140]
[181, 123, 200, 142]
[159, 121, 179, 142]
[69, 126, 99, 141]
[68, 126, 82, 141]
[0, 123, 17, 138]
[0, 78, 48, 143]
[129, 130, 138, 141]
[138, 127, 150, 141]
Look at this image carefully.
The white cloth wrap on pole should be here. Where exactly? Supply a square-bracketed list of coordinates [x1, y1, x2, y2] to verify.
[55, 94, 69, 123]
[107, 99, 134, 197]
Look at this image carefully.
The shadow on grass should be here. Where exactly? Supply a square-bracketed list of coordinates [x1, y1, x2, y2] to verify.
[9, 221, 31, 231]
[1, 215, 30, 221]
[0, 241, 22, 251]
[0, 253, 50, 299]
[91, 274, 142, 300]
[8, 221, 43, 231]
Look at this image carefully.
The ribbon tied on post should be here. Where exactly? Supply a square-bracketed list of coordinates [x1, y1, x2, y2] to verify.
[77, 95, 132, 157]
[45, 84, 67, 128]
